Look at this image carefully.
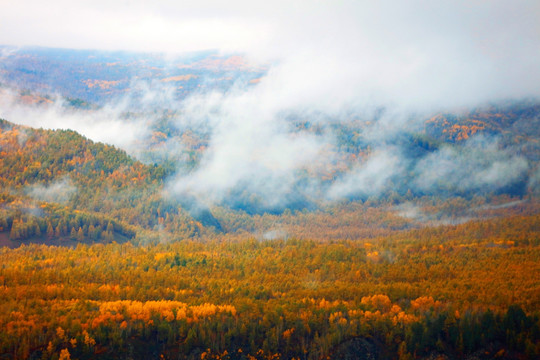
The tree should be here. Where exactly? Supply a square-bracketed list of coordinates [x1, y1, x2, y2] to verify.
[77, 227, 85, 242]
[47, 221, 54, 239]
[58, 348, 71, 360]
[34, 221, 41, 237]
[9, 219, 22, 240]
[106, 221, 114, 234]
[88, 224, 96, 241]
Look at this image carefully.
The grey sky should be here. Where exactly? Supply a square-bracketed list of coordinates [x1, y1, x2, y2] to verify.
[1, 0, 539, 107]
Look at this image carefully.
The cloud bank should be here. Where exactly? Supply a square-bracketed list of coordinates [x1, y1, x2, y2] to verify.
[1, 1, 539, 212]
[0, 88, 152, 152]
[2, 0, 539, 108]
[414, 136, 531, 191]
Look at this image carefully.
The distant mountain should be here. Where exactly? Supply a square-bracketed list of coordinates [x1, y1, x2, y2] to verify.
[425, 100, 540, 144]
[0, 45, 264, 105]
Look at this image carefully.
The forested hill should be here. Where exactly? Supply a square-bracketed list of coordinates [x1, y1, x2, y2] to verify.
[0, 87, 539, 360]
[0, 119, 212, 246]
[425, 100, 540, 145]
[0, 46, 264, 105]
[2, 108, 540, 247]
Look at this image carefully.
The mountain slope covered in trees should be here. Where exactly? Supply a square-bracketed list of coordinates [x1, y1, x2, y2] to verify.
[0, 113, 538, 358]
[0, 46, 540, 359]
[0, 118, 210, 245]
[0, 46, 263, 105]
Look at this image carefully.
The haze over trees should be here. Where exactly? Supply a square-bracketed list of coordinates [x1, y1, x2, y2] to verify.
[0, 106, 539, 358]
[0, 28, 539, 359]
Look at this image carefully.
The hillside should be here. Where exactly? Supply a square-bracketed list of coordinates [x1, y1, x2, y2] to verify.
[0, 118, 538, 358]
[0, 46, 540, 360]
[2, 114, 539, 248]
[0, 119, 214, 245]
[0, 46, 263, 105]
[0, 118, 418, 245]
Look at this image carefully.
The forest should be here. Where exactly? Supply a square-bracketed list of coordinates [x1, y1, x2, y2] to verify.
[0, 110, 539, 360]
[0, 213, 539, 359]
[3, 0, 540, 355]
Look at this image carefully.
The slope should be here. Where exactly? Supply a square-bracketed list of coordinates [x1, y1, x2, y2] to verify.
[0, 119, 213, 245]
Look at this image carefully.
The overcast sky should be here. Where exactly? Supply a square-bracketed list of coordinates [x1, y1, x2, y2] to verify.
[2, 0, 539, 109]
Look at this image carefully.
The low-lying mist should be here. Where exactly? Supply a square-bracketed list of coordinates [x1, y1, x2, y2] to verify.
[1, 75, 538, 216]
[2, 0, 540, 215]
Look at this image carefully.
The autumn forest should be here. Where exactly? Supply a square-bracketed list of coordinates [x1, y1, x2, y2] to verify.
[0, 43, 540, 360]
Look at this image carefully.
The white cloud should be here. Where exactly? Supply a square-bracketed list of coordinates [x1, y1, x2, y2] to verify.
[1, 0, 539, 210]
[414, 137, 529, 192]
[327, 149, 402, 200]
[0, 88, 151, 151]
[25, 177, 76, 204]
[1, 1, 539, 109]
[0, 0, 270, 53]
[168, 85, 328, 207]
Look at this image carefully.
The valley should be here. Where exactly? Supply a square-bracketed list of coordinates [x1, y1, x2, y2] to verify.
[0, 46, 539, 359]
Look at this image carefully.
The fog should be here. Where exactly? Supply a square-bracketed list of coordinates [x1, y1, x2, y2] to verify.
[25, 177, 77, 205]
[0, 88, 152, 152]
[2, 1, 539, 108]
[414, 137, 530, 193]
[1, 1, 539, 211]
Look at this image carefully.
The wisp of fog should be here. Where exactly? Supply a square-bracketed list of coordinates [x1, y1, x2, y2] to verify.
[1, 0, 539, 212]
